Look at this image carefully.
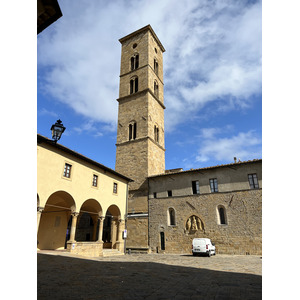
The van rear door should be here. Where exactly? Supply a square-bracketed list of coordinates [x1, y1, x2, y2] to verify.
[193, 239, 206, 252]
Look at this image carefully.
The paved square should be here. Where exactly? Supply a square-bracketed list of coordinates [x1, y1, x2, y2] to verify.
[37, 251, 262, 299]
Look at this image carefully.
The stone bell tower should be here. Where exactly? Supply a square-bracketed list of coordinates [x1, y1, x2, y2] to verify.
[115, 25, 166, 251]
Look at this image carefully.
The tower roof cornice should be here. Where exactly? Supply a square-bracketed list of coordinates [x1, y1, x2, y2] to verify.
[119, 24, 165, 53]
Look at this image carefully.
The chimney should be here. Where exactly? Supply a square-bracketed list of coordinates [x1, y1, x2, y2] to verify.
[234, 157, 237, 163]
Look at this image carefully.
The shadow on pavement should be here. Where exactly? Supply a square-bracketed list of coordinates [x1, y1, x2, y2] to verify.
[37, 253, 261, 299]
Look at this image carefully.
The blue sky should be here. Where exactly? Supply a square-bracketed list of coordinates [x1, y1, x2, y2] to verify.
[37, 0, 262, 171]
[4, 1, 300, 295]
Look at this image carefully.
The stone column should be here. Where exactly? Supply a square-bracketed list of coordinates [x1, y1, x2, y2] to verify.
[97, 216, 105, 242]
[111, 217, 118, 249]
[37, 206, 44, 234]
[68, 212, 79, 242]
[116, 219, 124, 252]
[117, 219, 123, 242]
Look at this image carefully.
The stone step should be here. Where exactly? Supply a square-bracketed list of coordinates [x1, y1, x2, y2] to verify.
[102, 249, 124, 257]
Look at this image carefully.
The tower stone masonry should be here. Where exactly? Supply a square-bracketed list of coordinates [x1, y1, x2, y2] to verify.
[115, 25, 166, 250]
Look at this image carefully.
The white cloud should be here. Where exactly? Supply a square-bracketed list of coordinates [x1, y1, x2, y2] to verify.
[196, 129, 262, 163]
[38, 108, 58, 118]
[73, 120, 103, 137]
[38, 0, 261, 131]
[163, 1, 262, 130]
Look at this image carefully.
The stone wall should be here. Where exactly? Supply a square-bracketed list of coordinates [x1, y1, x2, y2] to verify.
[67, 241, 104, 257]
[116, 26, 166, 251]
[149, 189, 262, 255]
[126, 217, 149, 250]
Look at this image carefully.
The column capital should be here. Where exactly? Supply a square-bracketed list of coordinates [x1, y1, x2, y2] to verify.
[37, 206, 44, 213]
[112, 216, 119, 221]
[71, 212, 79, 218]
[98, 216, 105, 221]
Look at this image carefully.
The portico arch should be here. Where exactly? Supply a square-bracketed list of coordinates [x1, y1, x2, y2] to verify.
[37, 191, 76, 250]
[103, 205, 123, 250]
[76, 199, 103, 242]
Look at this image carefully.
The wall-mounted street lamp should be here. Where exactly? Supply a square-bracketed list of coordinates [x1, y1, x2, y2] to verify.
[50, 119, 66, 143]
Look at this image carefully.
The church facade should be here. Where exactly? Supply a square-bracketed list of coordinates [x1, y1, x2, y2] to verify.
[115, 25, 262, 255]
[148, 160, 262, 255]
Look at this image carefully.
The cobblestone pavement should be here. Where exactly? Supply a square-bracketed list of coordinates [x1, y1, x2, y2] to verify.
[37, 251, 262, 299]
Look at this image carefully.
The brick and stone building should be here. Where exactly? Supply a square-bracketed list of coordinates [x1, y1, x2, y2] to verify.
[115, 25, 166, 252]
[37, 25, 262, 257]
[115, 25, 262, 255]
[148, 160, 262, 255]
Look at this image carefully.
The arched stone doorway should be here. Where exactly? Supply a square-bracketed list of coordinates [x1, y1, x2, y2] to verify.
[37, 191, 76, 250]
[103, 205, 124, 250]
[76, 199, 103, 242]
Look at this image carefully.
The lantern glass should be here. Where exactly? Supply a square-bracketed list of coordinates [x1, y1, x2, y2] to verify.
[50, 120, 65, 142]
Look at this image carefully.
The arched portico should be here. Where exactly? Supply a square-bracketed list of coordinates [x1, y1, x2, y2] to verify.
[103, 205, 124, 251]
[62, 198, 105, 257]
[76, 199, 103, 242]
[37, 191, 76, 250]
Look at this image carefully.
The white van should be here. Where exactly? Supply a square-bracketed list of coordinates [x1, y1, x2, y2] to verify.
[192, 238, 216, 257]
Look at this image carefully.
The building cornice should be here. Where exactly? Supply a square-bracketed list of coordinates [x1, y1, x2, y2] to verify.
[116, 88, 166, 109]
[120, 64, 164, 85]
[116, 136, 166, 152]
[119, 24, 165, 53]
[148, 159, 262, 179]
[149, 188, 262, 200]
[37, 134, 132, 182]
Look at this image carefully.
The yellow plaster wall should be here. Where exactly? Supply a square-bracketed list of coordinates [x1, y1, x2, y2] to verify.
[37, 142, 128, 218]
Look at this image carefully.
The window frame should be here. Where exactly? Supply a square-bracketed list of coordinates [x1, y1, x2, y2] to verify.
[154, 58, 159, 74]
[154, 125, 159, 143]
[130, 77, 139, 94]
[131, 54, 139, 71]
[113, 182, 118, 194]
[192, 180, 200, 194]
[129, 121, 137, 140]
[167, 190, 172, 197]
[63, 162, 72, 179]
[248, 173, 259, 189]
[217, 205, 227, 225]
[154, 81, 159, 97]
[168, 207, 176, 226]
[92, 174, 98, 188]
[209, 178, 218, 193]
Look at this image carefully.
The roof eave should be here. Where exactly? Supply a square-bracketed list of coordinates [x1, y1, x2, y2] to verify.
[37, 134, 133, 182]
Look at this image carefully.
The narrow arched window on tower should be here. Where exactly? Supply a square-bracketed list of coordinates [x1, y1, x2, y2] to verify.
[154, 125, 159, 143]
[129, 122, 137, 141]
[130, 77, 139, 94]
[154, 81, 159, 97]
[129, 124, 133, 140]
[154, 58, 158, 74]
[131, 54, 139, 71]
[133, 122, 137, 139]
